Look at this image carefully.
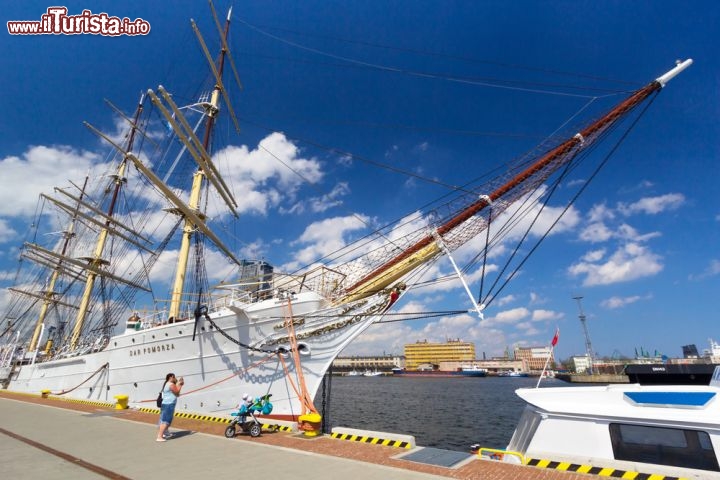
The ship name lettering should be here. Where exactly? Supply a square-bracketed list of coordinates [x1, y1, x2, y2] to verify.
[129, 343, 175, 357]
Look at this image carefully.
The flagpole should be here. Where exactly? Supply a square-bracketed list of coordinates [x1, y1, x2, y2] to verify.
[536, 346, 553, 388]
[537, 327, 559, 388]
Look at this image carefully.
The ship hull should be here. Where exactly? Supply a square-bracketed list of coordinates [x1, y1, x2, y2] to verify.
[5, 290, 391, 420]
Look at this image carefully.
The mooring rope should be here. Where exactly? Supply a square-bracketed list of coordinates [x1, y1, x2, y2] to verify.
[50, 362, 109, 396]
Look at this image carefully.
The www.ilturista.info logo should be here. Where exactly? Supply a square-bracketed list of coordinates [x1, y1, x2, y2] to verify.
[7, 7, 151, 36]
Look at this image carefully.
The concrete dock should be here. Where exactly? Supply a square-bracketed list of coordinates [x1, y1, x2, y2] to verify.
[0, 392, 590, 479]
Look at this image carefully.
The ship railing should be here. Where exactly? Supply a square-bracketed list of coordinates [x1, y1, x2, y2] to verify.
[0, 332, 23, 368]
[212, 266, 347, 304]
[270, 266, 347, 300]
[128, 266, 347, 323]
[0, 344, 17, 368]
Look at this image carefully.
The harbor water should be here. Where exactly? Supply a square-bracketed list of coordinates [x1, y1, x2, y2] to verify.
[314, 375, 566, 452]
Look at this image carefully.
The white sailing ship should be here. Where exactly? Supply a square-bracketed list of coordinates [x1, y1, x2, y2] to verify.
[0, 5, 692, 425]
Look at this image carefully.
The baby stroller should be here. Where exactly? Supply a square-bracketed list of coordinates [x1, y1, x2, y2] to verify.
[224, 393, 273, 438]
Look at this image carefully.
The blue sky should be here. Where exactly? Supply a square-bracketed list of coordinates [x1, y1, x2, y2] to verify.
[0, 1, 718, 362]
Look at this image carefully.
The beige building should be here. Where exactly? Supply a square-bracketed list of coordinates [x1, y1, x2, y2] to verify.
[514, 345, 555, 372]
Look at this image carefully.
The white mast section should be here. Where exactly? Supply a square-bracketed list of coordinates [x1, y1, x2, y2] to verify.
[655, 59, 693, 87]
[432, 230, 485, 319]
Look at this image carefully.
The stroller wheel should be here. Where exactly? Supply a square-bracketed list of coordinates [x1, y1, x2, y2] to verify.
[224, 426, 236, 438]
[249, 423, 262, 437]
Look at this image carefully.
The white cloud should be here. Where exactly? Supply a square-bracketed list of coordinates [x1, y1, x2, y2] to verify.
[492, 307, 530, 325]
[579, 222, 613, 242]
[600, 294, 650, 309]
[150, 246, 238, 287]
[531, 309, 563, 322]
[0, 145, 105, 217]
[0, 219, 18, 243]
[617, 193, 685, 216]
[689, 259, 720, 281]
[211, 132, 323, 217]
[496, 186, 581, 240]
[581, 248, 606, 263]
[285, 214, 370, 270]
[0, 269, 17, 281]
[587, 203, 615, 223]
[568, 242, 663, 286]
[310, 182, 349, 213]
[495, 294, 516, 307]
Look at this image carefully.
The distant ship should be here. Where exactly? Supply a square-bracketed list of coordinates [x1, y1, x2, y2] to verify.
[392, 365, 487, 378]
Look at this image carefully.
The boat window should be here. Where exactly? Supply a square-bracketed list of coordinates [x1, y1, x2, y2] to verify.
[609, 423, 719, 471]
[616, 424, 687, 447]
[506, 406, 542, 453]
[699, 433, 714, 450]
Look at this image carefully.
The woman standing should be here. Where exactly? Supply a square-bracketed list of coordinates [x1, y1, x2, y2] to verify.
[156, 372, 183, 442]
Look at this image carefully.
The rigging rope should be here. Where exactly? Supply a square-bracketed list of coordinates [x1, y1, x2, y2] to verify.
[480, 91, 662, 308]
[239, 22, 640, 89]
[237, 19, 614, 99]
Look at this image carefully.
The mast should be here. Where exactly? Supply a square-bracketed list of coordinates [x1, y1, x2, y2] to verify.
[339, 59, 693, 304]
[69, 99, 144, 349]
[167, 14, 232, 320]
[26, 175, 89, 352]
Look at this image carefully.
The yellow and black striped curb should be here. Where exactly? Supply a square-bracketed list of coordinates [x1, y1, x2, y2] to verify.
[136, 406, 294, 432]
[330, 432, 413, 449]
[43, 394, 116, 409]
[526, 458, 688, 480]
[3, 390, 295, 432]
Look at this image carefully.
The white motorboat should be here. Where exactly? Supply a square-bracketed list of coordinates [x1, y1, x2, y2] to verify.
[482, 367, 720, 479]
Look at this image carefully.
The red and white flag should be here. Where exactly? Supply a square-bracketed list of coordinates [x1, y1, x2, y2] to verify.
[551, 328, 560, 347]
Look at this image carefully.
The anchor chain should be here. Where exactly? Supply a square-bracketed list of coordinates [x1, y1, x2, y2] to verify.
[195, 305, 277, 354]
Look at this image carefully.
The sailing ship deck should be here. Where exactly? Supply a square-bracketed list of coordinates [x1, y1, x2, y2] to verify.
[0, 390, 592, 480]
